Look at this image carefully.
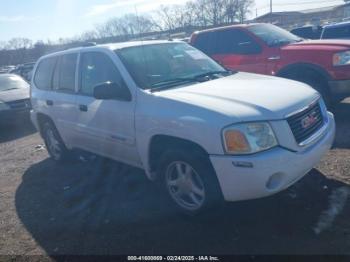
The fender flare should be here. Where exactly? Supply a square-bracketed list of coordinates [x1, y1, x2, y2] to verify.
[277, 63, 331, 81]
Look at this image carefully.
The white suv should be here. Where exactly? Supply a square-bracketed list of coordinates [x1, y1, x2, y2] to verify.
[30, 41, 335, 214]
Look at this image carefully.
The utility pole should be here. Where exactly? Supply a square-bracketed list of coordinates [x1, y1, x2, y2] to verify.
[270, 0, 273, 23]
[270, 0, 273, 14]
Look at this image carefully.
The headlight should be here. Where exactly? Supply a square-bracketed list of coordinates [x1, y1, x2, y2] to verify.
[223, 122, 278, 155]
[0, 102, 10, 111]
[333, 51, 350, 66]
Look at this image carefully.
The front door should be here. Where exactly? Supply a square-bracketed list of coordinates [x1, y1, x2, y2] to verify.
[74, 51, 140, 167]
[210, 29, 267, 74]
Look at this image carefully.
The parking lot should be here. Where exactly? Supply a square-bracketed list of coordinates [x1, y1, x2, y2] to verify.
[0, 100, 349, 256]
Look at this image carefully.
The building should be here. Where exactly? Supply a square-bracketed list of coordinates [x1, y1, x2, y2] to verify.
[254, 3, 350, 29]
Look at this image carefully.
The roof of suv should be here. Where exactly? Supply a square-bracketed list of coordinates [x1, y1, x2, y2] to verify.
[39, 40, 179, 61]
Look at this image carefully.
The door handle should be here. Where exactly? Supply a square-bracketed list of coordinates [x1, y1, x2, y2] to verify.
[268, 56, 281, 61]
[79, 104, 88, 112]
[46, 100, 53, 106]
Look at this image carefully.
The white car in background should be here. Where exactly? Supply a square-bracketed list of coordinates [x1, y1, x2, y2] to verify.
[30, 41, 335, 214]
[0, 74, 31, 125]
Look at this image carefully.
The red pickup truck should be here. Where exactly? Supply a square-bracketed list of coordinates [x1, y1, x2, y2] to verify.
[190, 23, 350, 106]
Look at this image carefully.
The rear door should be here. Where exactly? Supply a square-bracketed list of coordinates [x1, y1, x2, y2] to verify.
[32, 56, 58, 121]
[74, 50, 140, 167]
[50, 53, 79, 147]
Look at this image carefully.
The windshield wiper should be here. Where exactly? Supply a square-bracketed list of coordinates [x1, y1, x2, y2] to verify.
[149, 70, 234, 92]
[149, 78, 201, 92]
[191, 70, 234, 79]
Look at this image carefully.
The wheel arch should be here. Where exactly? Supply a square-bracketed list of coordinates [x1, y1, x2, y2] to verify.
[148, 134, 210, 178]
[36, 112, 56, 136]
[277, 62, 331, 81]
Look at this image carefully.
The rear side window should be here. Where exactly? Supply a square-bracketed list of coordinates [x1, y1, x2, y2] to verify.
[34, 57, 57, 90]
[79, 52, 125, 96]
[53, 53, 78, 92]
[323, 25, 350, 39]
[193, 32, 216, 55]
[193, 29, 261, 55]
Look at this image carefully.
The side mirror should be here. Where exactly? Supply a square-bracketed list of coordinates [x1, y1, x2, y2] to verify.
[93, 82, 131, 101]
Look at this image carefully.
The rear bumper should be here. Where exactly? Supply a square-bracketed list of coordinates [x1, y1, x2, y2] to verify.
[328, 79, 350, 100]
[210, 112, 335, 202]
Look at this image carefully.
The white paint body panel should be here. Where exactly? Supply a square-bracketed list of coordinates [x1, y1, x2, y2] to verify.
[30, 41, 335, 203]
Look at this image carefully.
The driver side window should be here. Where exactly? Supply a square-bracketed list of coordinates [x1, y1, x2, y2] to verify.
[215, 29, 262, 55]
[80, 52, 126, 96]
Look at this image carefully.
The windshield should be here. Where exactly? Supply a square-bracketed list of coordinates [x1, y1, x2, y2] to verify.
[248, 24, 302, 47]
[0, 74, 28, 91]
[116, 43, 226, 90]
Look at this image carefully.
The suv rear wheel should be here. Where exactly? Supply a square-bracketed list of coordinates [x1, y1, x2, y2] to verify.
[158, 149, 223, 215]
[42, 121, 70, 162]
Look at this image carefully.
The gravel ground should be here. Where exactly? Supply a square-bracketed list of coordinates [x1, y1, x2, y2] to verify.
[0, 100, 349, 256]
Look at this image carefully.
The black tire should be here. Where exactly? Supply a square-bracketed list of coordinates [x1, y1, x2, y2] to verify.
[283, 71, 332, 108]
[299, 76, 332, 108]
[41, 121, 71, 162]
[157, 148, 223, 215]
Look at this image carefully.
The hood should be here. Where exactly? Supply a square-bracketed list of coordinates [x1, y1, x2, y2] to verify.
[283, 39, 350, 51]
[0, 88, 30, 103]
[156, 72, 319, 122]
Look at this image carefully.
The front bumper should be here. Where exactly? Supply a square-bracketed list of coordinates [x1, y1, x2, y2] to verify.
[329, 79, 350, 100]
[0, 108, 31, 125]
[210, 112, 335, 202]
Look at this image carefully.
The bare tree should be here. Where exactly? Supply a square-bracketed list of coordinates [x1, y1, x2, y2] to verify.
[236, 0, 254, 23]
[123, 14, 156, 35]
[190, 0, 209, 27]
[223, 0, 239, 23]
[204, 0, 226, 26]
[31, 41, 47, 60]
[157, 5, 180, 31]
[0, 0, 256, 65]
[0, 41, 6, 50]
[5, 38, 33, 64]
[6, 38, 33, 50]
[95, 14, 156, 39]
[79, 30, 99, 42]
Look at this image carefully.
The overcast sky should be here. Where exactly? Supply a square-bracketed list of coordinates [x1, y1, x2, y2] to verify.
[0, 0, 345, 42]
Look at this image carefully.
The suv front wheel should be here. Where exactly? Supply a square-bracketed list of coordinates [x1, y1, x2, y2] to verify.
[158, 149, 223, 215]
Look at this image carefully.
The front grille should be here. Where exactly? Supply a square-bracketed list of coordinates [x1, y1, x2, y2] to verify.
[287, 101, 324, 144]
[6, 99, 31, 110]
